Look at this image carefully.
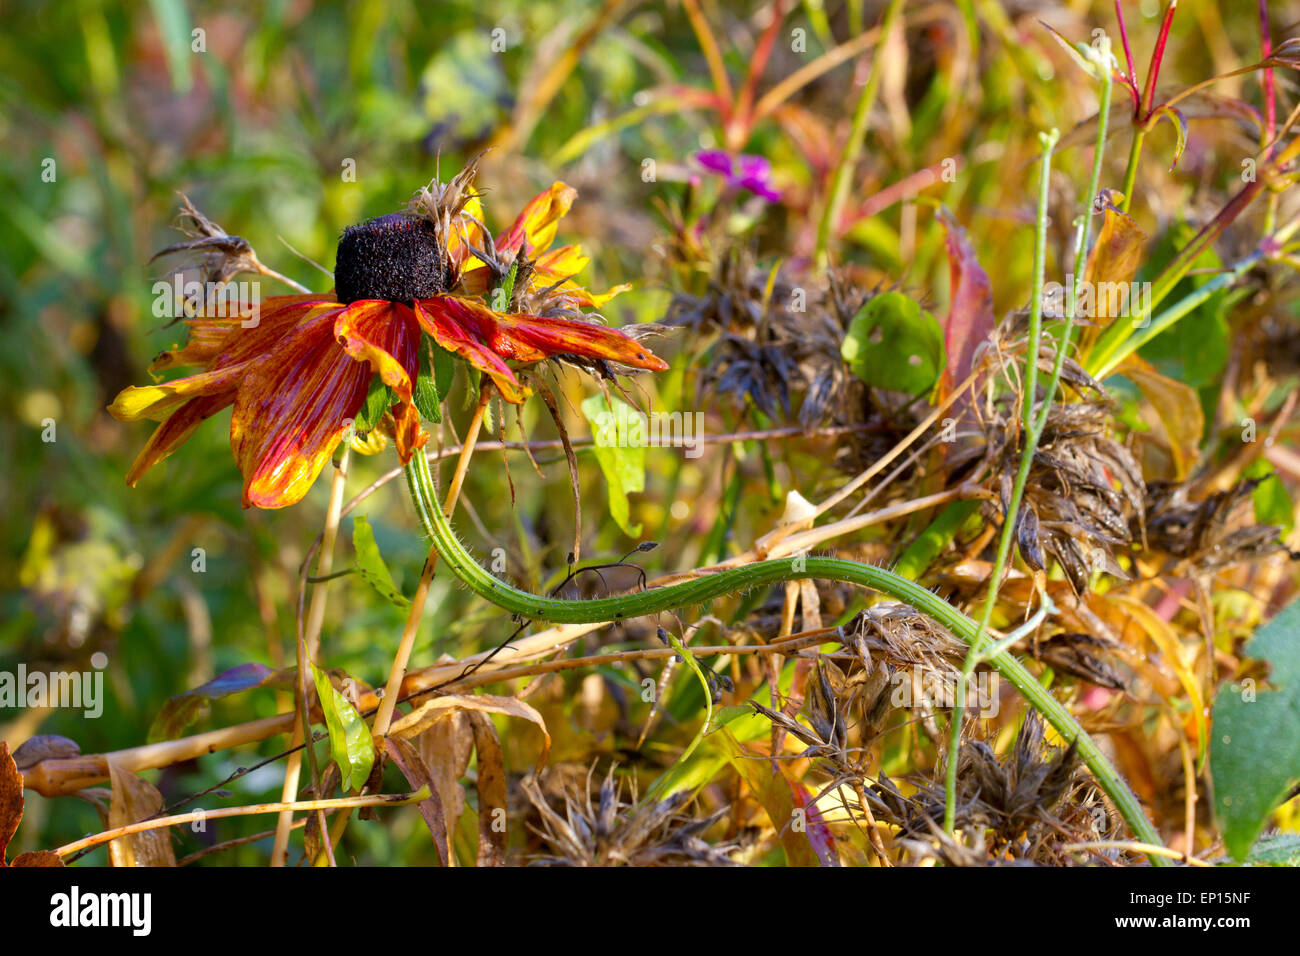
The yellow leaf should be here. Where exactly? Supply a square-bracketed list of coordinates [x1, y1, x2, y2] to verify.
[1119, 354, 1203, 480]
[1111, 594, 1207, 767]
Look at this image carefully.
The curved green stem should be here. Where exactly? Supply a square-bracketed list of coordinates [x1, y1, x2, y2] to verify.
[403, 450, 1167, 863]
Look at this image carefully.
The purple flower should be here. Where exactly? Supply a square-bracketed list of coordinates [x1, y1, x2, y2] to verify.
[694, 149, 782, 202]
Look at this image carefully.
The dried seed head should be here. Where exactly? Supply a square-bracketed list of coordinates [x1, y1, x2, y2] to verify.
[333, 213, 450, 304]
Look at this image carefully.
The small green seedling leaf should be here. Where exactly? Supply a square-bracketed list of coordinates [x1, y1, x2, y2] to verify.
[352, 515, 410, 607]
[841, 291, 946, 396]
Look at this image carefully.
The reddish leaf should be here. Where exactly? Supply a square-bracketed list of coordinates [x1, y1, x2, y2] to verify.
[787, 778, 840, 867]
[726, 734, 836, 866]
[0, 742, 24, 864]
[468, 713, 508, 867]
[384, 736, 450, 866]
[11, 850, 65, 867]
[937, 209, 995, 404]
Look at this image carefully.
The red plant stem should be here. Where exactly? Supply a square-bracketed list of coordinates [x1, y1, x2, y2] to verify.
[1114, 0, 1141, 111]
[735, 0, 786, 140]
[1260, 0, 1276, 156]
[1140, 1, 1178, 120]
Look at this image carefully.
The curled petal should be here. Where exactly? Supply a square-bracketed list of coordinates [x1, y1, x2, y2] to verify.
[151, 294, 338, 374]
[531, 245, 590, 285]
[231, 307, 370, 509]
[391, 401, 429, 464]
[333, 300, 421, 404]
[414, 297, 530, 403]
[416, 295, 668, 404]
[496, 182, 577, 256]
[554, 281, 633, 309]
[493, 310, 667, 372]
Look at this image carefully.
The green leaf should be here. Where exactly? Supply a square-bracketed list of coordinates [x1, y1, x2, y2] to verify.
[1210, 596, 1300, 860]
[1246, 832, 1300, 866]
[1136, 222, 1229, 390]
[432, 340, 456, 402]
[310, 662, 375, 793]
[147, 0, 194, 93]
[841, 291, 945, 396]
[1244, 460, 1294, 536]
[412, 346, 442, 425]
[352, 515, 410, 607]
[894, 500, 980, 580]
[581, 394, 646, 536]
[354, 375, 395, 433]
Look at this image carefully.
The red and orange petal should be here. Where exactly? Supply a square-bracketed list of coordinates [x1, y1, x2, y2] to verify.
[149, 294, 338, 374]
[109, 362, 247, 423]
[414, 297, 530, 403]
[333, 300, 421, 405]
[415, 294, 668, 405]
[391, 400, 429, 463]
[230, 306, 373, 509]
[124, 391, 235, 487]
[496, 182, 576, 256]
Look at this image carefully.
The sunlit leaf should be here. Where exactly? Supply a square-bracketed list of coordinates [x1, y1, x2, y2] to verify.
[581, 394, 646, 537]
[1082, 190, 1147, 326]
[310, 663, 375, 793]
[352, 515, 410, 607]
[1117, 355, 1203, 479]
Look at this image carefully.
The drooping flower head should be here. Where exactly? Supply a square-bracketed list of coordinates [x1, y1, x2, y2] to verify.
[110, 165, 668, 509]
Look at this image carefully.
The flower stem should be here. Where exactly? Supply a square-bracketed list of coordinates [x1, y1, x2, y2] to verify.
[271, 446, 349, 867]
[400, 440, 1168, 862]
[370, 387, 491, 741]
[943, 44, 1114, 841]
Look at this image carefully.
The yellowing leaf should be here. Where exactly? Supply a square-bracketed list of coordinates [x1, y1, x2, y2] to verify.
[1119, 355, 1203, 479]
[1083, 190, 1147, 327]
[107, 762, 177, 867]
[1111, 594, 1207, 766]
[391, 693, 551, 771]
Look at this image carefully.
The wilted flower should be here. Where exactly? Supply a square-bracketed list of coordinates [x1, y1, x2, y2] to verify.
[110, 166, 667, 509]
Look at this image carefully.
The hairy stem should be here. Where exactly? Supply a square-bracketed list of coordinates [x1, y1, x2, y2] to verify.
[401, 449, 1166, 861]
